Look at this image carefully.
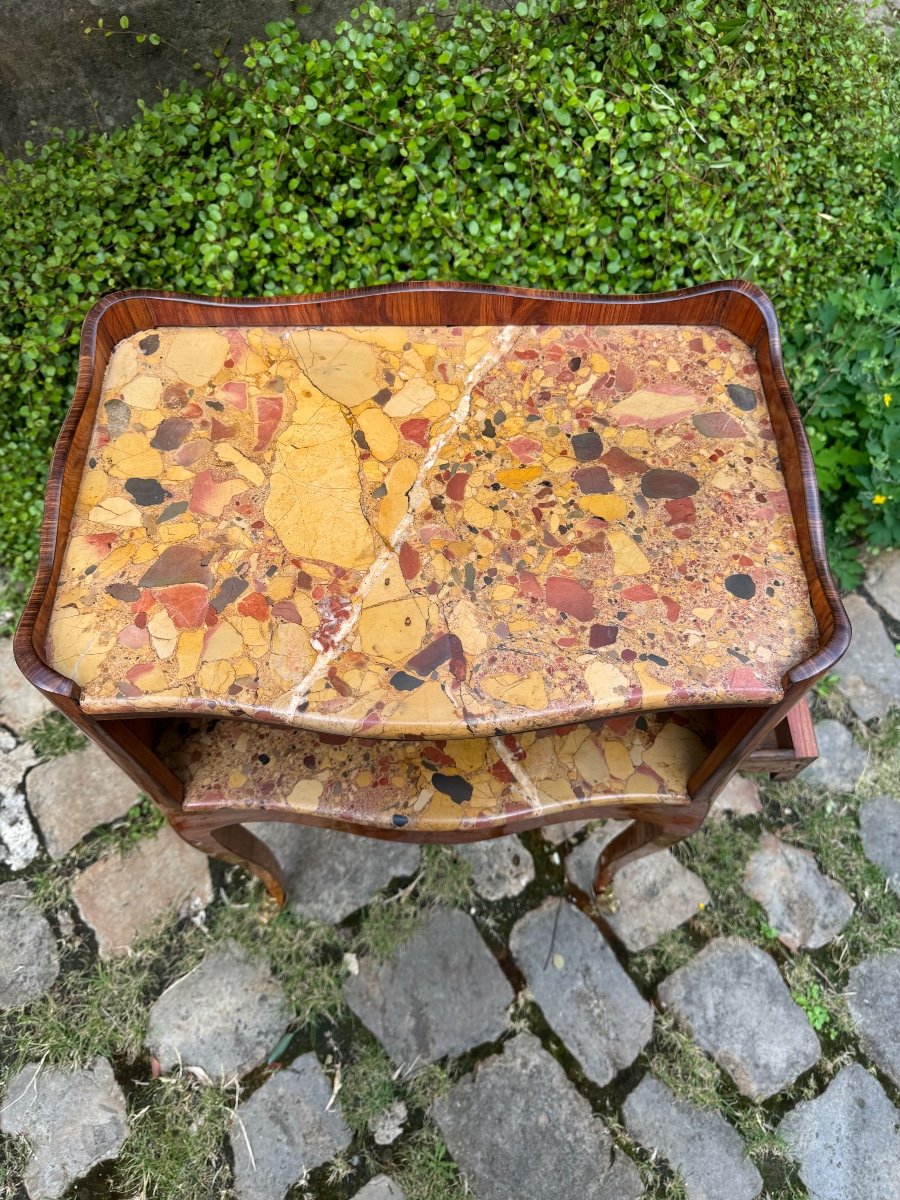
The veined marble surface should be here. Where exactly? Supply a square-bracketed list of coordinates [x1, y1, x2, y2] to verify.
[47, 322, 818, 737]
[162, 709, 712, 834]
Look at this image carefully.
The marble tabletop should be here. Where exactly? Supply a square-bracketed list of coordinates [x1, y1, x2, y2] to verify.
[46, 321, 818, 738]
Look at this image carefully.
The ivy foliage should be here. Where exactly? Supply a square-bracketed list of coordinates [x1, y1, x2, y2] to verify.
[0, 0, 897, 606]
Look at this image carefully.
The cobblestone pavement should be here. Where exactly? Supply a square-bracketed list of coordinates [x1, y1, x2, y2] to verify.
[1, 561, 900, 1200]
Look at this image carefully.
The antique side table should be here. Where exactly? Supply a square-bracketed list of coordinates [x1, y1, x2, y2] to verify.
[15, 283, 849, 903]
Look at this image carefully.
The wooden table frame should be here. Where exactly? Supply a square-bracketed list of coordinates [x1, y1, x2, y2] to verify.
[14, 281, 850, 903]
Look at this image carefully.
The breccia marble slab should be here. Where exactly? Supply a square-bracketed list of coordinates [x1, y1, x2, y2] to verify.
[46, 321, 817, 738]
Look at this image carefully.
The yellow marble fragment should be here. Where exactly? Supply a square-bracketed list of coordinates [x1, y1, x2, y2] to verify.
[481, 671, 548, 710]
[290, 328, 379, 410]
[122, 375, 162, 411]
[496, 466, 542, 490]
[148, 610, 178, 659]
[376, 457, 418, 543]
[265, 390, 377, 569]
[201, 621, 243, 663]
[198, 661, 235, 693]
[285, 778, 325, 811]
[608, 531, 651, 575]
[580, 495, 627, 521]
[270, 623, 314, 682]
[46, 608, 112, 686]
[165, 328, 229, 387]
[383, 377, 436, 418]
[359, 596, 428, 663]
[357, 407, 399, 461]
[130, 664, 168, 692]
[105, 432, 164, 481]
[582, 660, 629, 704]
[77, 466, 109, 510]
[215, 444, 265, 486]
[604, 739, 634, 780]
[175, 629, 204, 679]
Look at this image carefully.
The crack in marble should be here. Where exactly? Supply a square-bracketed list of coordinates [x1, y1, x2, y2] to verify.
[285, 325, 521, 718]
[490, 735, 543, 810]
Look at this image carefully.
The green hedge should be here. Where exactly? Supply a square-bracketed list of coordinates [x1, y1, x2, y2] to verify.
[788, 183, 900, 588]
[1, 0, 897, 616]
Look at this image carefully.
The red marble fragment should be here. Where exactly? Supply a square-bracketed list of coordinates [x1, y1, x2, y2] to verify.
[253, 394, 283, 452]
[578, 532, 608, 554]
[125, 663, 159, 687]
[406, 633, 466, 680]
[84, 532, 117, 557]
[190, 470, 243, 517]
[210, 417, 236, 442]
[517, 571, 543, 601]
[399, 542, 421, 580]
[641, 469, 699, 499]
[615, 361, 636, 391]
[727, 666, 769, 693]
[218, 380, 248, 410]
[421, 744, 456, 769]
[507, 435, 543, 463]
[327, 667, 353, 697]
[589, 623, 618, 648]
[174, 439, 210, 467]
[572, 465, 613, 494]
[118, 624, 149, 649]
[138, 546, 212, 589]
[153, 583, 210, 629]
[151, 417, 193, 451]
[238, 592, 270, 620]
[623, 584, 657, 602]
[445, 472, 468, 502]
[400, 417, 430, 448]
[490, 759, 515, 784]
[692, 412, 745, 438]
[661, 596, 681, 622]
[311, 594, 351, 652]
[664, 497, 696, 525]
[545, 575, 595, 622]
[599, 447, 646, 475]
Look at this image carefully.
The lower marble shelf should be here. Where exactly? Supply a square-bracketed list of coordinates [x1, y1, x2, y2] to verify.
[158, 710, 713, 837]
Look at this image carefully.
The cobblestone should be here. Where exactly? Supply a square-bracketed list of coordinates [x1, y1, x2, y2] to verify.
[742, 833, 854, 950]
[345, 908, 513, 1067]
[26, 741, 140, 859]
[0, 1058, 127, 1200]
[801, 720, 867, 792]
[70, 822, 212, 957]
[566, 827, 709, 951]
[834, 595, 900, 720]
[623, 1074, 762, 1200]
[256, 823, 420, 923]
[230, 1054, 352, 1200]
[0, 638, 52, 735]
[0, 880, 59, 1010]
[777, 1064, 900, 1200]
[454, 835, 534, 900]
[658, 937, 820, 1100]
[845, 952, 900, 1088]
[509, 898, 653, 1086]
[858, 794, 900, 894]
[147, 939, 289, 1081]
[432, 1032, 643, 1200]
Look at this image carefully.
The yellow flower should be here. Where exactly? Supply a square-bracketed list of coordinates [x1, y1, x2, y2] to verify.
[884, 393, 893, 407]
[873, 494, 888, 505]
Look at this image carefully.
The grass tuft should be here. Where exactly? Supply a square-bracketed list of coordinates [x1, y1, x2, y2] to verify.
[26, 710, 86, 758]
[113, 1074, 235, 1200]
